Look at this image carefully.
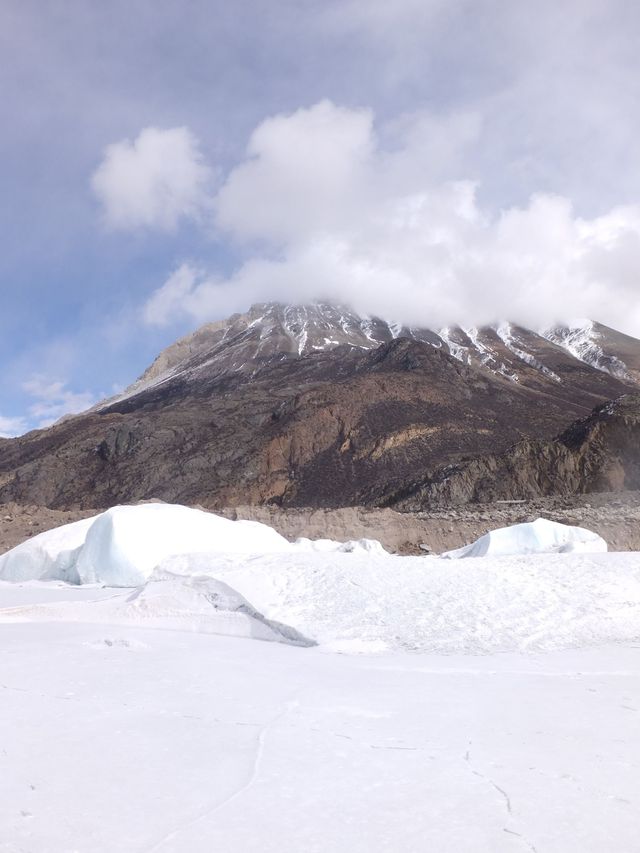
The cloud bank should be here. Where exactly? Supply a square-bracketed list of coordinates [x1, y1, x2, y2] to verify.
[4, 1, 640, 437]
[91, 127, 213, 231]
[0, 414, 27, 439]
[0, 377, 98, 437]
[137, 101, 640, 335]
[22, 378, 97, 429]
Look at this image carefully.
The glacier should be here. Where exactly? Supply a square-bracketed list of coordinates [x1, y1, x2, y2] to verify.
[1, 503, 640, 852]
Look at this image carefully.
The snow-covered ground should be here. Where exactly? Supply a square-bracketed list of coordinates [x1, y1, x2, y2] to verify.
[1, 506, 639, 851]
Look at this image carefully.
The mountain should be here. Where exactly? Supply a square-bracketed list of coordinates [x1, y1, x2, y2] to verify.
[99, 304, 640, 407]
[1, 303, 639, 511]
[391, 393, 640, 509]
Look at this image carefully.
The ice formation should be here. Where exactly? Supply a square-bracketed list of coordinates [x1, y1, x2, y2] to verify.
[441, 517, 607, 558]
[0, 503, 388, 586]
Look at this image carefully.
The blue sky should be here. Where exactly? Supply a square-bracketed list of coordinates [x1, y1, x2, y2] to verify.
[2, 0, 640, 434]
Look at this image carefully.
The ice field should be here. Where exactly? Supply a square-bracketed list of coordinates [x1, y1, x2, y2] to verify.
[0, 505, 639, 852]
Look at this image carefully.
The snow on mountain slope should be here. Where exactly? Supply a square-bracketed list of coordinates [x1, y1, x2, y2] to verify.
[495, 322, 561, 382]
[98, 303, 640, 410]
[539, 320, 632, 379]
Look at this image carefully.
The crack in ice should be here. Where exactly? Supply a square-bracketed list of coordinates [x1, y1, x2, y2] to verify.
[144, 698, 300, 852]
[464, 749, 539, 853]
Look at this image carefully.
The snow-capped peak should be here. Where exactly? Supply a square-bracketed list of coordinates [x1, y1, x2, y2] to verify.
[539, 320, 631, 381]
[95, 303, 639, 411]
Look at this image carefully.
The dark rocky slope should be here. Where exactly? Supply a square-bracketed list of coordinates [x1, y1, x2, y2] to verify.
[0, 322, 636, 510]
[392, 394, 640, 509]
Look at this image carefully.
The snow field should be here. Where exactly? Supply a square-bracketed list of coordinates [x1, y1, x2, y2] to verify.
[1, 622, 639, 853]
[1, 505, 639, 851]
[0, 572, 315, 647]
[3, 552, 640, 654]
[166, 551, 640, 654]
[0, 505, 636, 653]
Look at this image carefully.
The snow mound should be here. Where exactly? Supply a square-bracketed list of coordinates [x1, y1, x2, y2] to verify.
[115, 570, 314, 645]
[0, 515, 98, 583]
[0, 504, 293, 586]
[2, 547, 640, 655]
[0, 570, 314, 647]
[293, 537, 388, 555]
[442, 517, 607, 558]
[75, 504, 292, 586]
[0, 504, 386, 587]
[128, 570, 315, 645]
[196, 550, 640, 654]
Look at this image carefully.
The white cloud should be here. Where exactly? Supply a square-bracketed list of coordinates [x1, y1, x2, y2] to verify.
[23, 377, 97, 428]
[91, 126, 213, 231]
[143, 263, 209, 327]
[216, 100, 375, 244]
[0, 415, 28, 439]
[323, 0, 452, 56]
[141, 101, 640, 337]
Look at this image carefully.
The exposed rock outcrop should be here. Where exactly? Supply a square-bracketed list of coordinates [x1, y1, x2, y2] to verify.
[392, 394, 640, 509]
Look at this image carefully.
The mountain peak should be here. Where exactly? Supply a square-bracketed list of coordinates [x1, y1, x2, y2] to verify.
[98, 302, 640, 412]
[3, 302, 640, 512]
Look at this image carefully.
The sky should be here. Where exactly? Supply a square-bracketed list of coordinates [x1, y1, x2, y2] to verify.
[2, 0, 640, 434]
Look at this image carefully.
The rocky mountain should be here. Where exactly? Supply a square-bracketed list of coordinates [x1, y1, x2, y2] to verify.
[1, 303, 639, 511]
[391, 393, 640, 509]
[101, 303, 640, 407]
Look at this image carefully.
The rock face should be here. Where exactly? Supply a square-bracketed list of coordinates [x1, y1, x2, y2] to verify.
[393, 394, 640, 509]
[0, 303, 639, 511]
[99, 305, 640, 407]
